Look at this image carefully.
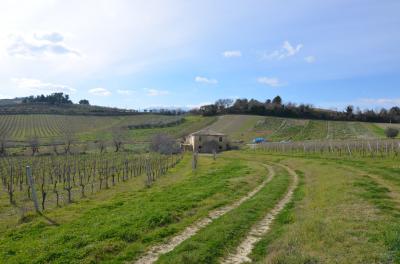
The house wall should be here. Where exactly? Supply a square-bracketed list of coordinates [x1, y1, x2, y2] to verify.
[190, 135, 228, 153]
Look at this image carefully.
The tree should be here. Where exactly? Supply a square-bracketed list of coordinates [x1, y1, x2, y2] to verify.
[200, 104, 218, 116]
[29, 136, 40, 156]
[385, 127, 399, 139]
[50, 139, 60, 155]
[0, 135, 7, 156]
[22, 92, 73, 105]
[79, 99, 90, 105]
[62, 126, 75, 155]
[272, 96, 282, 105]
[112, 128, 126, 152]
[150, 134, 180, 154]
[346, 105, 354, 116]
[215, 99, 233, 111]
[96, 140, 107, 153]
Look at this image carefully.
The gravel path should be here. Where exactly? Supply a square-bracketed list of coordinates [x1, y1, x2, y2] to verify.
[133, 165, 276, 264]
[221, 163, 299, 264]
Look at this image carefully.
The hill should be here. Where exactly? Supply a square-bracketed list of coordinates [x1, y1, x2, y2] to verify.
[206, 115, 391, 143]
[0, 102, 139, 115]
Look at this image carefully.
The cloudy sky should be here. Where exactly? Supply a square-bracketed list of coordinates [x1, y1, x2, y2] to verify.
[0, 0, 399, 110]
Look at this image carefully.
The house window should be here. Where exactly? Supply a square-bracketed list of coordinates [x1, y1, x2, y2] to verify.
[219, 137, 223, 142]
[198, 145, 202, 149]
[219, 146, 222, 150]
[199, 136, 202, 142]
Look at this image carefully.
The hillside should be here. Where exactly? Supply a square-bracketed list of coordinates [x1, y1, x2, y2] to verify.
[0, 114, 216, 154]
[206, 115, 390, 143]
[0, 103, 138, 115]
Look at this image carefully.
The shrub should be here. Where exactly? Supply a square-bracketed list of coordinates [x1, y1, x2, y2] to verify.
[150, 134, 180, 154]
[385, 127, 399, 138]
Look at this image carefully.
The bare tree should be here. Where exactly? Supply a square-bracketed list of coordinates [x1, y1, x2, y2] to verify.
[96, 140, 107, 153]
[50, 139, 60, 155]
[81, 143, 89, 154]
[150, 133, 180, 154]
[63, 131, 75, 154]
[112, 128, 126, 152]
[0, 135, 8, 157]
[29, 136, 40, 156]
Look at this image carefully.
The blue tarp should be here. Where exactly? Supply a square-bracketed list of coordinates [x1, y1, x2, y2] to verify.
[253, 137, 266, 143]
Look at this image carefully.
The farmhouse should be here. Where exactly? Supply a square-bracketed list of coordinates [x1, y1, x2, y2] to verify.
[182, 129, 229, 153]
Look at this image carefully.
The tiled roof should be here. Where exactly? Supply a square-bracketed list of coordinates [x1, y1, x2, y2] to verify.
[190, 129, 226, 136]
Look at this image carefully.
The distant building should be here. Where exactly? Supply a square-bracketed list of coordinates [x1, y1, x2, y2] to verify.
[182, 129, 229, 153]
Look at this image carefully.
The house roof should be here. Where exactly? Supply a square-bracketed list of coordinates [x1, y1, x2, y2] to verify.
[190, 129, 226, 136]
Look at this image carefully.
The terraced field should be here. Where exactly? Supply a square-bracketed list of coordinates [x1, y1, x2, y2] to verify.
[207, 115, 388, 143]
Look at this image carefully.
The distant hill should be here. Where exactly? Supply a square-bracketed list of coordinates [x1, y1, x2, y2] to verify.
[0, 98, 24, 106]
[0, 102, 139, 116]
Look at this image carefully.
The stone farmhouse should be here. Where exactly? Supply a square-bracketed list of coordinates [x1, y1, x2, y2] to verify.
[182, 129, 229, 153]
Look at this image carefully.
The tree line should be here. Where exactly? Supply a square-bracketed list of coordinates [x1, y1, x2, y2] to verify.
[22, 93, 74, 105]
[193, 96, 400, 123]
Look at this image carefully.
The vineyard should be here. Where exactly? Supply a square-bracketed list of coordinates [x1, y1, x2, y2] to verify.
[0, 152, 182, 215]
[254, 138, 400, 157]
[206, 115, 387, 143]
[0, 114, 185, 141]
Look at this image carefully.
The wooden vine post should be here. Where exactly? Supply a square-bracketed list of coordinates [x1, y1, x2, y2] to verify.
[192, 152, 198, 170]
[26, 166, 40, 212]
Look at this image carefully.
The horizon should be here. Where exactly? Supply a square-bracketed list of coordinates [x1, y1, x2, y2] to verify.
[0, 1, 399, 111]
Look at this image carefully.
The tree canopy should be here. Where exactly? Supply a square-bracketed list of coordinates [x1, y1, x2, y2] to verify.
[192, 96, 400, 124]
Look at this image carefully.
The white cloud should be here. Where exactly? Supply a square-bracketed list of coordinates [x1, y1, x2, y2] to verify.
[195, 76, 218, 84]
[7, 32, 80, 58]
[117, 89, 134, 95]
[357, 98, 400, 106]
[89, 87, 111, 96]
[222, 50, 242, 58]
[11, 78, 76, 94]
[304, 56, 316, 63]
[265, 41, 303, 60]
[186, 102, 213, 109]
[257, 77, 283, 87]
[146, 89, 169, 96]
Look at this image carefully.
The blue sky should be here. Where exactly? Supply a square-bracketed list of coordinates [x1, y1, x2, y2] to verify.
[0, 0, 399, 110]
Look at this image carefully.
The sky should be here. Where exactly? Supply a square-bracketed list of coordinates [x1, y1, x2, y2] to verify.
[0, 0, 399, 110]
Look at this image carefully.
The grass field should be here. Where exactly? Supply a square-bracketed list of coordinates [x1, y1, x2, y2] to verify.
[1, 150, 399, 263]
[206, 115, 390, 143]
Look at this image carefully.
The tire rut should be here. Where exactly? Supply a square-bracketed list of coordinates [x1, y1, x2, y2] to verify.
[221, 163, 299, 264]
[132, 165, 276, 264]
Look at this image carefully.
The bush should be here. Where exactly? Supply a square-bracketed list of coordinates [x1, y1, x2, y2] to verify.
[150, 134, 180, 154]
[385, 127, 399, 138]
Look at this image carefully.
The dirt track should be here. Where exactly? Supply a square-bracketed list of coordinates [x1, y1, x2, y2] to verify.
[133, 165, 276, 264]
[221, 163, 299, 264]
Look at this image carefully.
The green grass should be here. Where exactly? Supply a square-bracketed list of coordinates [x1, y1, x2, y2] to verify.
[157, 165, 291, 264]
[0, 154, 264, 263]
[237, 152, 400, 263]
[249, 170, 305, 263]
